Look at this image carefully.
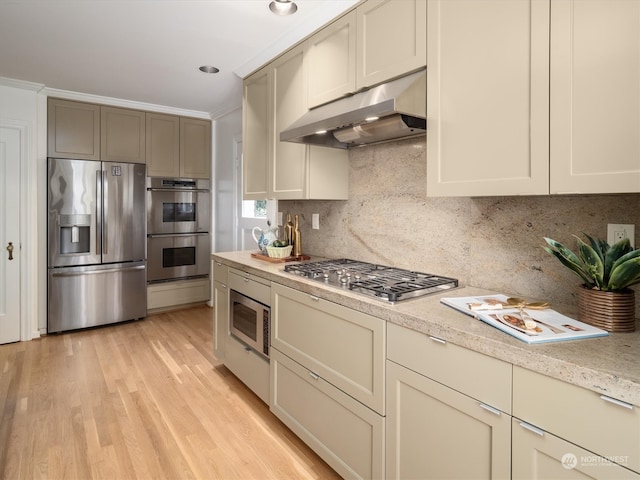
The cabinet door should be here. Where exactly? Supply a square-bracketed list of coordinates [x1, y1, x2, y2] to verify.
[512, 418, 639, 479]
[243, 66, 271, 200]
[426, 0, 550, 197]
[180, 117, 211, 179]
[386, 360, 511, 480]
[306, 11, 357, 108]
[550, 0, 640, 194]
[47, 98, 100, 160]
[356, 0, 426, 88]
[271, 283, 385, 414]
[270, 348, 384, 480]
[146, 113, 180, 177]
[271, 45, 308, 199]
[100, 106, 146, 163]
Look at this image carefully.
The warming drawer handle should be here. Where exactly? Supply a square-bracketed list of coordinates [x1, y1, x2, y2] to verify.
[309, 371, 320, 381]
[479, 403, 502, 416]
[600, 395, 634, 410]
[519, 421, 545, 437]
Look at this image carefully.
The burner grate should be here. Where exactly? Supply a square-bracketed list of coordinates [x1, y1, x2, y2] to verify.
[284, 259, 458, 302]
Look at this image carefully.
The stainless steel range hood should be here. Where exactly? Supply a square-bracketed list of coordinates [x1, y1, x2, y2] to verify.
[280, 69, 426, 149]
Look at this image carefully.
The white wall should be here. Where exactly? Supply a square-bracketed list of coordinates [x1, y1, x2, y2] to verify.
[212, 107, 242, 253]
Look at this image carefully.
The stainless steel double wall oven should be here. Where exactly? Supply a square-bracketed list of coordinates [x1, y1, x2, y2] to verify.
[146, 178, 210, 283]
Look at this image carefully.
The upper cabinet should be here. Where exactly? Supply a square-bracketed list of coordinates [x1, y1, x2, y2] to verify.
[356, 0, 427, 88]
[426, 0, 550, 197]
[550, 0, 640, 194]
[243, 45, 348, 201]
[101, 106, 146, 163]
[179, 117, 211, 179]
[306, 11, 357, 109]
[49, 98, 210, 178]
[427, 0, 640, 197]
[307, 0, 426, 109]
[145, 113, 211, 178]
[48, 98, 101, 161]
[146, 113, 180, 177]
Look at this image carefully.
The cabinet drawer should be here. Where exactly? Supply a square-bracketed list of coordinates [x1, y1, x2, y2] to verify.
[213, 260, 228, 284]
[271, 283, 385, 414]
[224, 334, 269, 404]
[228, 268, 270, 306]
[387, 322, 511, 413]
[270, 349, 384, 480]
[514, 366, 639, 473]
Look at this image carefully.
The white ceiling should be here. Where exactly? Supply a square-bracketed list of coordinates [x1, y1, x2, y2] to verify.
[0, 0, 359, 118]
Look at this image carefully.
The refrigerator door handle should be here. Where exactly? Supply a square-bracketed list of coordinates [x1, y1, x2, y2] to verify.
[102, 169, 109, 255]
[50, 265, 146, 277]
[96, 170, 102, 256]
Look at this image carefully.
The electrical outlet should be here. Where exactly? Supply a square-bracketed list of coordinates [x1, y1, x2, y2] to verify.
[312, 213, 320, 230]
[607, 224, 635, 248]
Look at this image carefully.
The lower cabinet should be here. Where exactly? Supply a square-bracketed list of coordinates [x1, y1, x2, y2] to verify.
[270, 349, 384, 479]
[225, 334, 270, 404]
[146, 277, 210, 312]
[512, 417, 639, 479]
[213, 280, 228, 361]
[386, 360, 511, 480]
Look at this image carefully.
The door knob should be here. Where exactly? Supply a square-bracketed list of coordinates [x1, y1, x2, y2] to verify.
[6, 242, 14, 260]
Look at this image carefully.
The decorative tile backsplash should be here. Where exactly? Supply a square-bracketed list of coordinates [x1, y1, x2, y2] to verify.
[280, 137, 640, 309]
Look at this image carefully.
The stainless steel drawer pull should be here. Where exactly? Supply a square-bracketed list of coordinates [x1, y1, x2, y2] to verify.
[309, 295, 320, 302]
[519, 421, 544, 436]
[309, 371, 320, 380]
[244, 346, 252, 353]
[479, 403, 501, 416]
[429, 336, 446, 344]
[600, 395, 634, 410]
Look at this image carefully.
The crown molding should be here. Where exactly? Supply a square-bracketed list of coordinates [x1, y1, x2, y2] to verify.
[41, 86, 212, 120]
[0, 77, 45, 92]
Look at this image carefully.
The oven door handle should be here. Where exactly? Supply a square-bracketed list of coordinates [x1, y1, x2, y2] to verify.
[146, 188, 210, 193]
[147, 233, 209, 238]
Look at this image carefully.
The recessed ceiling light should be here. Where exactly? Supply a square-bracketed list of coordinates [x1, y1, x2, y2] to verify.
[199, 66, 220, 74]
[269, 0, 297, 16]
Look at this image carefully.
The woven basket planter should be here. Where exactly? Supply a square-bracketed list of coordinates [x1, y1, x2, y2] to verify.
[577, 284, 636, 333]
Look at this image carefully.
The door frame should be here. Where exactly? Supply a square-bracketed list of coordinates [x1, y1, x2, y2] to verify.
[0, 119, 38, 341]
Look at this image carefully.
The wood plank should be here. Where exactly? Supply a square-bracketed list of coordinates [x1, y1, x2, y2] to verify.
[0, 306, 340, 479]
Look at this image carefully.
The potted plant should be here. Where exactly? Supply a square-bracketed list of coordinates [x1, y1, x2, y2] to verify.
[543, 234, 640, 332]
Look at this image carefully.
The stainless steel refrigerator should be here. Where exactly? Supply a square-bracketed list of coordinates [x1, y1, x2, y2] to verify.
[47, 158, 147, 333]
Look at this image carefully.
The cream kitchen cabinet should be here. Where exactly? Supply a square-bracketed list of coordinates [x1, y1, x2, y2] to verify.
[212, 260, 229, 361]
[242, 45, 348, 201]
[512, 418, 639, 479]
[513, 365, 640, 476]
[47, 98, 101, 160]
[146, 114, 210, 178]
[146, 113, 180, 177]
[306, 0, 426, 109]
[550, 0, 640, 194]
[180, 117, 211, 179]
[426, 0, 550, 197]
[356, 0, 426, 89]
[100, 106, 146, 163]
[306, 10, 357, 108]
[269, 282, 385, 479]
[386, 323, 512, 480]
[427, 0, 640, 197]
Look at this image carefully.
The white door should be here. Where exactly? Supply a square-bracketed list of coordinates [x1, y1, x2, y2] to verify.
[0, 126, 21, 344]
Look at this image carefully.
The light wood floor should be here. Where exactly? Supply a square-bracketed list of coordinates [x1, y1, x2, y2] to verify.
[0, 306, 341, 479]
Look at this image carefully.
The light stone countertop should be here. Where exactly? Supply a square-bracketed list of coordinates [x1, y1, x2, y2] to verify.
[212, 251, 640, 407]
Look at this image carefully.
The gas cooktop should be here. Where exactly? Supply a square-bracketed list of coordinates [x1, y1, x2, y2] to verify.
[284, 258, 458, 303]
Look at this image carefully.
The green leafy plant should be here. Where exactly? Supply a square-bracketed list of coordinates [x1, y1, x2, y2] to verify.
[543, 234, 640, 292]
